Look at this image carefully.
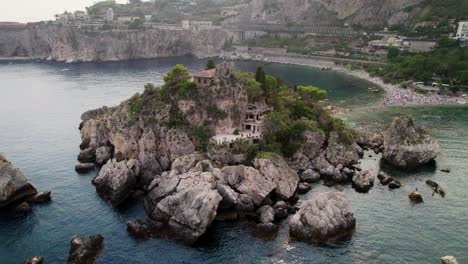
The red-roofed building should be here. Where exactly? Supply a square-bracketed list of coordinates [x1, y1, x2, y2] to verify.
[193, 69, 216, 87]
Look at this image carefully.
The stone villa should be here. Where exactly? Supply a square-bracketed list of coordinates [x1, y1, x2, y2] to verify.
[193, 63, 273, 145]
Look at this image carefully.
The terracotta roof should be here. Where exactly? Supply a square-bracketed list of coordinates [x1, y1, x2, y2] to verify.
[193, 69, 216, 78]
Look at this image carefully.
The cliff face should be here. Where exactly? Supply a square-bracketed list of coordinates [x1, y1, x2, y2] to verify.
[0, 24, 232, 62]
[224, 0, 426, 28]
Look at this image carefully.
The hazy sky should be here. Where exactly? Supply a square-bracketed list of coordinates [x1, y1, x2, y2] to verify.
[1, 0, 126, 23]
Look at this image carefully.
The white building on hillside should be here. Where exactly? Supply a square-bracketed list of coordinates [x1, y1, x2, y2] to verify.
[105, 8, 114, 23]
[455, 21, 468, 40]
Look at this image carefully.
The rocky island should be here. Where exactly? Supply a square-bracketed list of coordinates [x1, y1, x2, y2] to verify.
[76, 61, 441, 245]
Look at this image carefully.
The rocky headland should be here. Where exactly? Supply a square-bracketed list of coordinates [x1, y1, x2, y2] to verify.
[0, 24, 232, 63]
[76, 62, 441, 245]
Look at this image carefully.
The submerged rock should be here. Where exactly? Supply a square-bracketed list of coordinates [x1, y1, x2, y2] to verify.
[388, 180, 402, 189]
[409, 191, 423, 204]
[14, 201, 32, 214]
[67, 235, 104, 264]
[352, 170, 375, 193]
[75, 163, 95, 173]
[426, 180, 446, 197]
[92, 159, 139, 206]
[23, 256, 44, 264]
[253, 154, 299, 200]
[383, 117, 440, 169]
[377, 174, 393, 186]
[441, 256, 459, 264]
[0, 155, 38, 208]
[297, 182, 312, 194]
[289, 192, 356, 244]
[127, 219, 164, 240]
[27, 191, 51, 204]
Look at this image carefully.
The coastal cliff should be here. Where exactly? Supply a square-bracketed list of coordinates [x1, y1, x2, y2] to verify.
[0, 24, 232, 62]
[224, 0, 426, 29]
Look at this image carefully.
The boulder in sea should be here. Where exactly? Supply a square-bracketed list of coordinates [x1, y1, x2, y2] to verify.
[92, 159, 139, 206]
[144, 171, 222, 244]
[388, 180, 402, 189]
[253, 153, 299, 200]
[297, 182, 312, 194]
[75, 163, 95, 173]
[325, 132, 360, 167]
[377, 173, 393, 186]
[0, 155, 38, 208]
[67, 235, 104, 264]
[441, 256, 459, 264]
[383, 117, 440, 169]
[289, 192, 356, 244]
[23, 256, 44, 264]
[300, 169, 320, 183]
[28, 191, 52, 204]
[409, 191, 424, 204]
[273, 201, 289, 220]
[14, 201, 32, 214]
[257, 205, 275, 223]
[78, 148, 96, 163]
[352, 170, 375, 193]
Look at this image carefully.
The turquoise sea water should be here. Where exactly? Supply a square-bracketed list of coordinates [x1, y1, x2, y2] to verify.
[0, 57, 466, 263]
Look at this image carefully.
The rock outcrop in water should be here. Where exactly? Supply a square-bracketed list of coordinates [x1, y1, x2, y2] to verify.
[289, 192, 356, 244]
[0, 154, 38, 208]
[383, 117, 440, 169]
[0, 24, 232, 62]
[67, 235, 104, 264]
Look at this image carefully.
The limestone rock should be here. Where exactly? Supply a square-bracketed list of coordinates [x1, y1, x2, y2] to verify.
[298, 182, 311, 194]
[171, 154, 206, 174]
[257, 205, 275, 223]
[388, 180, 402, 189]
[383, 117, 440, 169]
[300, 169, 320, 183]
[92, 159, 139, 206]
[145, 171, 222, 244]
[325, 132, 360, 167]
[253, 154, 300, 200]
[352, 170, 375, 193]
[441, 256, 459, 264]
[289, 192, 355, 244]
[217, 183, 239, 209]
[95, 146, 112, 165]
[75, 163, 95, 173]
[0, 155, 38, 208]
[303, 130, 326, 160]
[78, 148, 96, 163]
[67, 235, 104, 264]
[220, 166, 275, 206]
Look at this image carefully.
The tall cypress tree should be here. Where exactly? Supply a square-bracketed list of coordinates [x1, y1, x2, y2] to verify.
[255, 66, 266, 85]
[205, 59, 216, 70]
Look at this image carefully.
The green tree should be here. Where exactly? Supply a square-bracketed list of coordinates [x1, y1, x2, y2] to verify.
[238, 72, 263, 101]
[128, 18, 144, 29]
[387, 47, 400, 60]
[163, 64, 191, 88]
[255, 66, 266, 85]
[205, 59, 216, 70]
[297, 85, 328, 102]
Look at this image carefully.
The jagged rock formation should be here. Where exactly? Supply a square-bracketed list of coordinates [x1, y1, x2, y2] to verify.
[0, 24, 232, 62]
[225, 0, 426, 29]
[0, 155, 38, 208]
[352, 170, 375, 193]
[289, 192, 356, 244]
[383, 117, 440, 169]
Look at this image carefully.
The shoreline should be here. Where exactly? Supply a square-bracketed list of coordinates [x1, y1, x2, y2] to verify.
[230, 54, 467, 107]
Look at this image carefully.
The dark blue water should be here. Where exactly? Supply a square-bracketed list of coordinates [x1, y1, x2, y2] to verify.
[0, 57, 466, 263]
